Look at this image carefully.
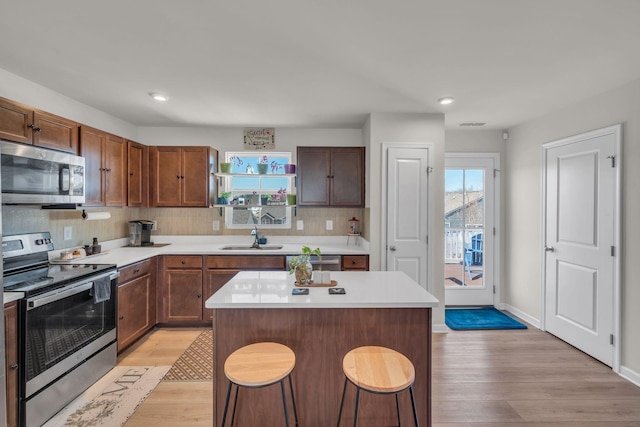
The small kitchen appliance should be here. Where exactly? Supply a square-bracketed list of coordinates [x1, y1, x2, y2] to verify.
[128, 220, 155, 246]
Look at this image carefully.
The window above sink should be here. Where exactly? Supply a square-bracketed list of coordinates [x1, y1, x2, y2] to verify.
[219, 152, 294, 230]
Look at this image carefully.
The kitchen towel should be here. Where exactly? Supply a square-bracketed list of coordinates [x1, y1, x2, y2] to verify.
[93, 276, 111, 303]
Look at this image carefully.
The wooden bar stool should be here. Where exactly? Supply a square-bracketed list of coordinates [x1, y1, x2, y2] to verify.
[337, 346, 418, 426]
[222, 342, 299, 427]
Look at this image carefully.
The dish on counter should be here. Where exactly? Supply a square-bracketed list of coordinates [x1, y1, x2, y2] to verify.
[51, 250, 109, 264]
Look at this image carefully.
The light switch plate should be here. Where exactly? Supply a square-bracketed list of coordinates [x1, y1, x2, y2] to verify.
[151, 219, 158, 231]
[326, 220, 333, 230]
[63, 226, 72, 240]
[213, 220, 220, 231]
[297, 220, 304, 230]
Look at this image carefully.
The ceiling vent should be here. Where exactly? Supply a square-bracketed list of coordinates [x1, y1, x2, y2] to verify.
[458, 122, 486, 127]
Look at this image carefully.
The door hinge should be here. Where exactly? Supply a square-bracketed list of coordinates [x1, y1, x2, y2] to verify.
[493, 285, 496, 294]
[611, 246, 615, 257]
[610, 334, 614, 345]
[426, 235, 428, 244]
[493, 227, 496, 236]
[607, 155, 615, 167]
[426, 166, 433, 174]
[493, 168, 500, 178]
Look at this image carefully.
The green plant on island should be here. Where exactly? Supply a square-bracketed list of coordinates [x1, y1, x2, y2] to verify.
[288, 246, 321, 284]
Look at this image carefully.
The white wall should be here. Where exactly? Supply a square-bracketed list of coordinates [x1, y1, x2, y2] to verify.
[505, 78, 640, 375]
[367, 112, 446, 327]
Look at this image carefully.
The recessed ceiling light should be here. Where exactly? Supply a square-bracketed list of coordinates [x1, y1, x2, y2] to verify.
[438, 97, 455, 105]
[149, 93, 169, 102]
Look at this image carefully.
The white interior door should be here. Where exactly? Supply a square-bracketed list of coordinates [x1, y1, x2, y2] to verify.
[543, 125, 620, 367]
[386, 147, 429, 289]
[444, 154, 498, 306]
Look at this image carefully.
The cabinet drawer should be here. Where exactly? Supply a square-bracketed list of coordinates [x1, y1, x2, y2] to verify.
[118, 258, 156, 283]
[342, 255, 369, 270]
[163, 255, 203, 269]
[206, 255, 285, 270]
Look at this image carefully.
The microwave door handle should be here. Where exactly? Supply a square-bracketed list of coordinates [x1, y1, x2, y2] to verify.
[27, 282, 94, 310]
[60, 167, 70, 193]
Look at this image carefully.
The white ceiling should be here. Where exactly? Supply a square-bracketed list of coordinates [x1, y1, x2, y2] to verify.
[1, 0, 639, 130]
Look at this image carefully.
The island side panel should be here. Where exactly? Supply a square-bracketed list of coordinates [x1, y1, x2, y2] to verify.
[212, 307, 431, 427]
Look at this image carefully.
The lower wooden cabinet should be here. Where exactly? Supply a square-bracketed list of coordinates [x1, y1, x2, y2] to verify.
[4, 301, 18, 427]
[158, 256, 205, 324]
[204, 269, 240, 322]
[342, 255, 369, 271]
[117, 258, 157, 352]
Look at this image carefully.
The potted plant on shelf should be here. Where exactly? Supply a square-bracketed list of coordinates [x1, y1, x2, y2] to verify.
[257, 155, 269, 174]
[261, 194, 271, 205]
[288, 246, 321, 284]
[218, 191, 231, 205]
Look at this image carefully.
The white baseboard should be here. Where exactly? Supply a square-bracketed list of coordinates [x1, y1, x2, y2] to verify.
[620, 366, 640, 387]
[501, 303, 541, 329]
[432, 323, 448, 333]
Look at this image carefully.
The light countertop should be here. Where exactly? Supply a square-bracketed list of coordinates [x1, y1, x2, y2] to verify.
[48, 235, 369, 269]
[3, 292, 24, 304]
[205, 270, 439, 309]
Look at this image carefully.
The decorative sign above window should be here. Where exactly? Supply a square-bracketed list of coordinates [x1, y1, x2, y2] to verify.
[244, 128, 275, 150]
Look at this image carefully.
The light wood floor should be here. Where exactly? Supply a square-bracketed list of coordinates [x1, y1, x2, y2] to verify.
[118, 325, 640, 426]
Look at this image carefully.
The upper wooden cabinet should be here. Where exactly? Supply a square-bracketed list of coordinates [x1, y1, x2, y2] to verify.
[149, 146, 217, 207]
[127, 140, 148, 207]
[0, 97, 78, 153]
[80, 126, 127, 206]
[297, 146, 365, 207]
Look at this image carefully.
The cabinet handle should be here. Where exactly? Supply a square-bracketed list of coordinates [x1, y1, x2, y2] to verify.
[130, 172, 134, 176]
[181, 260, 186, 264]
[28, 124, 36, 130]
[133, 269, 140, 273]
[10, 364, 18, 371]
[352, 260, 357, 264]
[119, 316, 125, 320]
[180, 175, 184, 179]
[197, 294, 202, 298]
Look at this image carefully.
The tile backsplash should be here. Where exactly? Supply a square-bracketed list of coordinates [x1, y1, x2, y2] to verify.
[1, 205, 365, 249]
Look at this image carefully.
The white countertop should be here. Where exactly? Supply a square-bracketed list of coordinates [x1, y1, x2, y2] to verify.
[49, 235, 370, 269]
[205, 271, 439, 309]
[3, 292, 24, 304]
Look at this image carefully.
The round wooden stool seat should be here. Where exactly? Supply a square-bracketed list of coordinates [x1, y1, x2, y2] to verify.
[224, 342, 296, 387]
[342, 345, 415, 393]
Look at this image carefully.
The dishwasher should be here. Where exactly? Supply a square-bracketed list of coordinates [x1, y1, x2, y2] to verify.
[286, 255, 342, 271]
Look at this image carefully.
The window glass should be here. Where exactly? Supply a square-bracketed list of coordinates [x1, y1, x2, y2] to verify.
[223, 152, 293, 229]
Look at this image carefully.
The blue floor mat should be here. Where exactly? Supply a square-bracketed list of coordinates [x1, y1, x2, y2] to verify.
[445, 307, 527, 330]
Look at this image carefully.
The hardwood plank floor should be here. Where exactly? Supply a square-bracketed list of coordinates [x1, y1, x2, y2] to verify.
[118, 324, 640, 426]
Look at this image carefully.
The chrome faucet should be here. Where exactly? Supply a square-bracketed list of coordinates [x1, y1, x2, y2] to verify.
[251, 226, 261, 249]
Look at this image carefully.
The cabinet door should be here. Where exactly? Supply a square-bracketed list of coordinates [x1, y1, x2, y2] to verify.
[104, 134, 126, 206]
[80, 126, 106, 206]
[151, 146, 182, 207]
[4, 302, 18, 427]
[117, 273, 154, 352]
[32, 110, 78, 154]
[297, 147, 331, 206]
[159, 269, 204, 323]
[0, 97, 32, 144]
[127, 140, 147, 207]
[330, 147, 364, 207]
[181, 147, 211, 207]
[204, 270, 239, 322]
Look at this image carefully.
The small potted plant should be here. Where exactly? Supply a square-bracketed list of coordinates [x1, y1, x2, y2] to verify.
[257, 155, 269, 174]
[288, 246, 321, 284]
[218, 191, 231, 205]
[261, 194, 271, 205]
[220, 162, 232, 173]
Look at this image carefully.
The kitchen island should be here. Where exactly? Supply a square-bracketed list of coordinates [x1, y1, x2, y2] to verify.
[206, 271, 438, 426]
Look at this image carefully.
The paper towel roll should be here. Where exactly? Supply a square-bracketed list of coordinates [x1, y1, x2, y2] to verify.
[82, 211, 111, 220]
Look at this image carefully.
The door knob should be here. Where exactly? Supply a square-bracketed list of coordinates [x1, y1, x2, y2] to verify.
[389, 246, 397, 252]
[544, 246, 555, 252]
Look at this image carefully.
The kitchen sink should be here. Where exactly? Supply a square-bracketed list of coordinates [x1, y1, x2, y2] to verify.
[220, 245, 284, 251]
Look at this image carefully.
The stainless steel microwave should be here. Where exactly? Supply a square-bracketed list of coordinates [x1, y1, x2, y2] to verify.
[0, 140, 85, 204]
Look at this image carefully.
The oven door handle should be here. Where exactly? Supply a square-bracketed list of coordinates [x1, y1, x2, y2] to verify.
[26, 271, 119, 310]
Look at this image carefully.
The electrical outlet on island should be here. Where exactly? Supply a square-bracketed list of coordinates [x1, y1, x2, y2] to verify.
[326, 220, 333, 230]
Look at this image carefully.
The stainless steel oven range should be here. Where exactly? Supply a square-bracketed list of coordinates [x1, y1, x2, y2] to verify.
[2, 232, 119, 427]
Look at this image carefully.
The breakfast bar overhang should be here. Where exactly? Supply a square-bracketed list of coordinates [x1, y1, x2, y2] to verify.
[206, 271, 439, 426]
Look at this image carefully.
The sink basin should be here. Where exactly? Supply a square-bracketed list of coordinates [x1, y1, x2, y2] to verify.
[220, 245, 283, 251]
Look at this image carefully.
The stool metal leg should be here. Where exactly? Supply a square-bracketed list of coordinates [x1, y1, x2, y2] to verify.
[409, 385, 419, 427]
[287, 374, 299, 426]
[280, 379, 290, 427]
[337, 377, 348, 426]
[353, 387, 361, 427]
[396, 393, 401, 426]
[221, 382, 233, 427]
[230, 385, 239, 426]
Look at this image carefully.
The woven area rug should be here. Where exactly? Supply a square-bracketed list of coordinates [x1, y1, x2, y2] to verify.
[445, 307, 528, 330]
[163, 329, 213, 381]
[43, 365, 170, 427]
